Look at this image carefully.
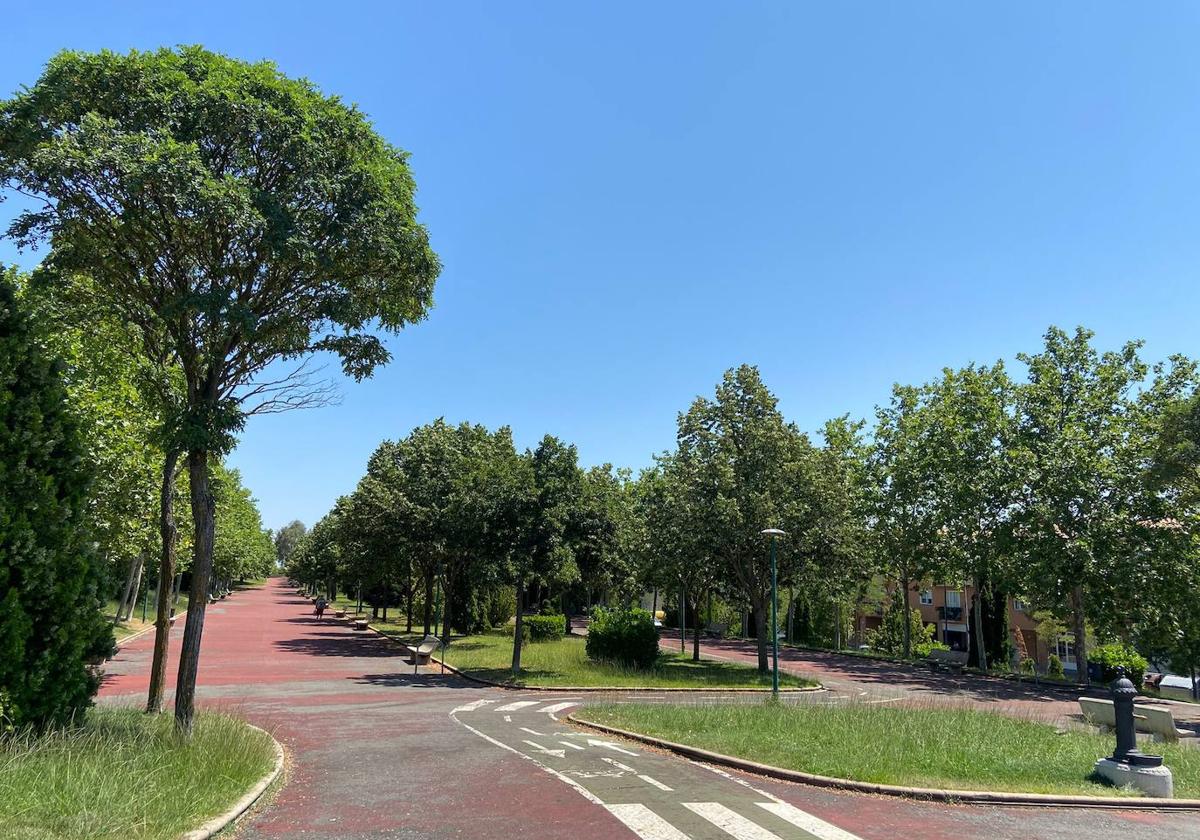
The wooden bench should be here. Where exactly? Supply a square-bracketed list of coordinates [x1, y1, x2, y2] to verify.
[704, 622, 729, 639]
[925, 649, 966, 674]
[1079, 697, 1190, 742]
[353, 619, 369, 631]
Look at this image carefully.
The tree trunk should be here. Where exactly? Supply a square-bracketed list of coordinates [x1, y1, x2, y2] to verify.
[511, 578, 526, 673]
[1070, 585, 1089, 685]
[147, 449, 180, 714]
[900, 571, 912, 659]
[115, 553, 140, 625]
[405, 572, 414, 632]
[752, 598, 770, 673]
[834, 601, 842, 651]
[441, 571, 453, 642]
[422, 570, 434, 635]
[970, 582, 988, 671]
[121, 553, 146, 622]
[691, 594, 702, 662]
[174, 448, 215, 736]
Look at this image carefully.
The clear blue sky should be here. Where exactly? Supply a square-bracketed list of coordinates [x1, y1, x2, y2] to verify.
[3, 3, 1199, 530]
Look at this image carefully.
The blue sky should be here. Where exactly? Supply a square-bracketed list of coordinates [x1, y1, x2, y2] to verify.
[3, 3, 1199, 529]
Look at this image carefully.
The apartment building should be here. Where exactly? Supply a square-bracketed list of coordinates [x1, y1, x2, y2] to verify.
[856, 583, 1068, 671]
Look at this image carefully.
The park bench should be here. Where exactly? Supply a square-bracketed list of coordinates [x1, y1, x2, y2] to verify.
[925, 648, 966, 674]
[1079, 698, 1190, 742]
[353, 619, 369, 631]
[406, 635, 442, 671]
[704, 622, 729, 639]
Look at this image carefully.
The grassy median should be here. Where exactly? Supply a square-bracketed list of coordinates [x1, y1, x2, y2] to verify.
[576, 701, 1200, 798]
[370, 627, 817, 689]
[0, 707, 277, 839]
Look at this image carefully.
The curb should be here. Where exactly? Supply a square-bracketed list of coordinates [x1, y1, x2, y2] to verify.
[179, 723, 286, 840]
[567, 714, 1200, 811]
[363, 623, 825, 694]
[111, 606, 190, 651]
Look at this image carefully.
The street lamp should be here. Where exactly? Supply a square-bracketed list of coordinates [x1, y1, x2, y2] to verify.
[761, 528, 787, 698]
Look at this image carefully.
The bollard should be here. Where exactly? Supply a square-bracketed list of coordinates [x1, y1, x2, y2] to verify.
[1110, 667, 1162, 767]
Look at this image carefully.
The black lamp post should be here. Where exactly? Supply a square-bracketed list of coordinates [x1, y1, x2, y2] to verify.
[760, 528, 787, 699]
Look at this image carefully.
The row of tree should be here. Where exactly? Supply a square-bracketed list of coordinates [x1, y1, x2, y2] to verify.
[296, 328, 1200, 685]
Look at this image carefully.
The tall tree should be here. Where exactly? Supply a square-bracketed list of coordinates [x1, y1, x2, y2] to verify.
[274, 521, 308, 569]
[0, 47, 439, 732]
[677, 365, 806, 673]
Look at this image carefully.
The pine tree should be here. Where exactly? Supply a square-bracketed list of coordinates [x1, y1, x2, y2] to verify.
[0, 270, 112, 729]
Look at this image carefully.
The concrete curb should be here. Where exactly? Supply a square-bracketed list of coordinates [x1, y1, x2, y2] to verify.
[363, 623, 825, 694]
[111, 606, 189, 651]
[179, 723, 286, 840]
[567, 714, 1200, 811]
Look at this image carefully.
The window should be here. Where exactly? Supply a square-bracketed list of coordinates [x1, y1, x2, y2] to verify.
[945, 590, 962, 609]
[1014, 599, 1027, 613]
[919, 590, 933, 606]
[1056, 636, 1078, 669]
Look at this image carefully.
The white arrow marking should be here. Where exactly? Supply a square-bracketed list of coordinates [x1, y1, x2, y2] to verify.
[451, 699, 496, 713]
[600, 757, 674, 791]
[522, 739, 566, 758]
[504, 715, 512, 722]
[587, 738, 639, 756]
[600, 757, 637, 773]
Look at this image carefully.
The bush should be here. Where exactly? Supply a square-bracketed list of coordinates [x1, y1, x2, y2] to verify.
[1090, 642, 1148, 687]
[0, 275, 113, 730]
[1020, 658, 1037, 675]
[586, 607, 659, 669]
[523, 614, 566, 642]
[1047, 654, 1065, 679]
[487, 587, 516, 628]
[914, 639, 950, 658]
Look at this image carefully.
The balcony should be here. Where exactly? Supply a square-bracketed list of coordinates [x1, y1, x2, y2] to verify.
[938, 606, 963, 621]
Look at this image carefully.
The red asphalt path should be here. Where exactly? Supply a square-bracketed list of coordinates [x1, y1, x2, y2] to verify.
[98, 580, 1200, 839]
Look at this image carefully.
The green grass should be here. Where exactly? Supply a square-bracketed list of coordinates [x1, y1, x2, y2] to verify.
[0, 707, 277, 840]
[370, 628, 817, 689]
[105, 595, 190, 642]
[576, 701, 1200, 798]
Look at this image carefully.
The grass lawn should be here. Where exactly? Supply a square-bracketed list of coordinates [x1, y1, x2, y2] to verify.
[105, 595, 190, 642]
[0, 707, 277, 840]
[576, 701, 1200, 798]
[369, 628, 818, 689]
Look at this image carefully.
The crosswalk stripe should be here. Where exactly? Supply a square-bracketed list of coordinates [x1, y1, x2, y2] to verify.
[495, 700, 541, 712]
[605, 803, 692, 840]
[451, 699, 496, 713]
[755, 802, 862, 840]
[538, 701, 579, 714]
[683, 802, 783, 840]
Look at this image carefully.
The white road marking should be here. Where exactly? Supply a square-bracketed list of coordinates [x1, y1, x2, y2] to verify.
[684, 802, 783, 840]
[539, 701, 580, 714]
[520, 726, 551, 737]
[522, 739, 566, 758]
[604, 803, 692, 840]
[756, 801, 863, 840]
[599, 757, 674, 791]
[637, 774, 673, 791]
[587, 738, 640, 756]
[495, 700, 541, 712]
[451, 699, 496, 713]
[448, 712, 604, 805]
[559, 740, 585, 750]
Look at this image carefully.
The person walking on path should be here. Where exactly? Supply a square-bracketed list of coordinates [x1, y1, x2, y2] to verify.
[314, 596, 328, 620]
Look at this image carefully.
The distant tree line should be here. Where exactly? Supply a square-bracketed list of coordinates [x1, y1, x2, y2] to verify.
[295, 328, 1200, 686]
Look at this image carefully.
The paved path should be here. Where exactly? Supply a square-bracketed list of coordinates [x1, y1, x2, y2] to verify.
[99, 580, 1200, 839]
[666, 636, 1200, 734]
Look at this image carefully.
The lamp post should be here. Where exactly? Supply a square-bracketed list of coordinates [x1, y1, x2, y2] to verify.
[761, 528, 787, 698]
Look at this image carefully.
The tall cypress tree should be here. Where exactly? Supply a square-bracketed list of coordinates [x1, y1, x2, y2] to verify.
[0, 269, 111, 730]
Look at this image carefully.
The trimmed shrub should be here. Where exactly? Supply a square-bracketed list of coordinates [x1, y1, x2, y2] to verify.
[1090, 642, 1148, 687]
[0, 274, 113, 729]
[586, 607, 659, 669]
[522, 614, 566, 642]
[487, 587, 516, 628]
[1047, 654, 1065, 679]
[914, 639, 950, 659]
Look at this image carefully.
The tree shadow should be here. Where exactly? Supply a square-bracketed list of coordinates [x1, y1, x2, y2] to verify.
[273, 632, 403, 659]
[354, 672, 486, 690]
